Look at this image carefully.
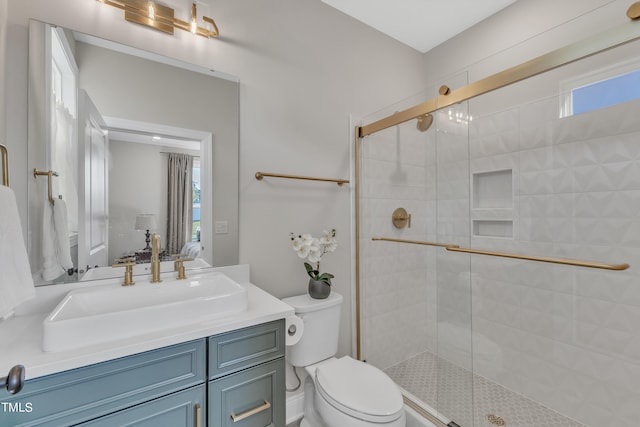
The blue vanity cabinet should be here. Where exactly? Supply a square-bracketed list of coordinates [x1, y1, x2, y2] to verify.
[0, 339, 207, 427]
[79, 384, 206, 427]
[0, 319, 286, 427]
[208, 319, 286, 427]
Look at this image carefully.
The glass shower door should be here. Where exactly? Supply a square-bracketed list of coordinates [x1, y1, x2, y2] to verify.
[433, 74, 475, 427]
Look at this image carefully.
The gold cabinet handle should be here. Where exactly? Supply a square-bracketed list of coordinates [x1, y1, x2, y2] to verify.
[230, 400, 271, 423]
[194, 403, 201, 427]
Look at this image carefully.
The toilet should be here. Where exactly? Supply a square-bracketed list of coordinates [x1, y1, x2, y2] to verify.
[282, 292, 406, 427]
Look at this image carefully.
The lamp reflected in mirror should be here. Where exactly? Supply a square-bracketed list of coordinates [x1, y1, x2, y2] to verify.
[134, 213, 157, 251]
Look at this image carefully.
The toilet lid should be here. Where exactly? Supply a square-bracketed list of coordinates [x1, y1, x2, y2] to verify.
[315, 357, 404, 423]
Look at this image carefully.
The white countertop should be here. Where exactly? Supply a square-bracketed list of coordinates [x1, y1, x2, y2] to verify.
[0, 265, 294, 380]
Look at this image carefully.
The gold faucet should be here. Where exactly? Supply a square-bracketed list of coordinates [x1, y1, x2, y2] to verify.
[173, 254, 194, 280]
[112, 257, 136, 286]
[151, 233, 162, 283]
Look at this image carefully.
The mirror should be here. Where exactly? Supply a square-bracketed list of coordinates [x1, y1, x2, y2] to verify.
[27, 20, 239, 285]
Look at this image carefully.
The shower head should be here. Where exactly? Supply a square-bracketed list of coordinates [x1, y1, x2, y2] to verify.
[416, 114, 433, 132]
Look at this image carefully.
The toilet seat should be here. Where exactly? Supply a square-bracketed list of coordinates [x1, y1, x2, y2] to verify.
[314, 356, 404, 423]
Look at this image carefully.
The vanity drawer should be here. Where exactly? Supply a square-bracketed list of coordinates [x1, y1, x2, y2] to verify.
[0, 339, 206, 427]
[79, 384, 205, 427]
[208, 358, 285, 427]
[208, 319, 284, 380]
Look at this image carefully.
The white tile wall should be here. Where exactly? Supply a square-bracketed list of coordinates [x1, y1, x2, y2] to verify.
[360, 93, 640, 426]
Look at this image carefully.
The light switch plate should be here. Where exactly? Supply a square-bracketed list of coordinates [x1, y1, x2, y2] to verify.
[215, 221, 228, 234]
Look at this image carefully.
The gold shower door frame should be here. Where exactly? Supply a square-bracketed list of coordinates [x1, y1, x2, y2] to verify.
[353, 9, 640, 425]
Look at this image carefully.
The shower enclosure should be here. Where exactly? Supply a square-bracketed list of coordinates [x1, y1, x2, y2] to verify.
[355, 12, 640, 427]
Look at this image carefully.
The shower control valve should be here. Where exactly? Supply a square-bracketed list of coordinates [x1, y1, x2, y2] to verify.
[392, 208, 411, 229]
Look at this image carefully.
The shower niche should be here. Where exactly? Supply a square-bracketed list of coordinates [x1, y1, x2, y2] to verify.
[471, 169, 513, 238]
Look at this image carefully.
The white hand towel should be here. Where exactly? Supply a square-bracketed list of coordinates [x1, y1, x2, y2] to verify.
[53, 198, 73, 271]
[0, 186, 36, 319]
[41, 202, 65, 281]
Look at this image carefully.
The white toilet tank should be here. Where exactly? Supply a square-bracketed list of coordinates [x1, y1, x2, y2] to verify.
[282, 292, 343, 367]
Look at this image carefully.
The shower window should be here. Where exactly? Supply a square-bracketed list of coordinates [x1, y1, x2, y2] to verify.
[560, 58, 640, 117]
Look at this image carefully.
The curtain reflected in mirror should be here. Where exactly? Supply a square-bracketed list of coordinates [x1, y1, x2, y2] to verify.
[167, 152, 193, 255]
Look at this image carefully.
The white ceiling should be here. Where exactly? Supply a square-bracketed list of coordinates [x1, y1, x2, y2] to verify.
[321, 0, 518, 53]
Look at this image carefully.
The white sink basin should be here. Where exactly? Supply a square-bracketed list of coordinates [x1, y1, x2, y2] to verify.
[79, 258, 211, 281]
[43, 271, 248, 352]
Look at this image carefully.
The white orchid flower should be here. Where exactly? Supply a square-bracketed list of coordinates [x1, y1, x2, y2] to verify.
[292, 236, 304, 251]
[309, 237, 321, 252]
[296, 244, 310, 259]
[290, 229, 337, 285]
[308, 249, 323, 263]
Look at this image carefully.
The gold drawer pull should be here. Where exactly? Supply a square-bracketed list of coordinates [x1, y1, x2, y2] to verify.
[230, 400, 271, 423]
[195, 403, 202, 427]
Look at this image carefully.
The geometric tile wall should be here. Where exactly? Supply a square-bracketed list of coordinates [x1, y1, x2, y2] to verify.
[360, 92, 640, 426]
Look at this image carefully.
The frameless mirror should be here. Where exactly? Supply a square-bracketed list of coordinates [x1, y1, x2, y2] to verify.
[27, 19, 239, 285]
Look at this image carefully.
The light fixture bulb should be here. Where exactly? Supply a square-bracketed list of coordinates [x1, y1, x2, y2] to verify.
[191, 2, 197, 34]
[148, 2, 155, 20]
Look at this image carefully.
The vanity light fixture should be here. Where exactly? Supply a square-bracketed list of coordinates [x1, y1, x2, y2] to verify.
[96, 0, 219, 38]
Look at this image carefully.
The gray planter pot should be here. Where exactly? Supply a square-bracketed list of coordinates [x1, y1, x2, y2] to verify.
[308, 278, 331, 299]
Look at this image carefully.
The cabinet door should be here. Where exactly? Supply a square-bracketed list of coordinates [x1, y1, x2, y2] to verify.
[209, 358, 285, 427]
[80, 385, 205, 427]
[0, 339, 206, 426]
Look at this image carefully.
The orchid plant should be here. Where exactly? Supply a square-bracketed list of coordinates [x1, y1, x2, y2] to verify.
[289, 229, 337, 285]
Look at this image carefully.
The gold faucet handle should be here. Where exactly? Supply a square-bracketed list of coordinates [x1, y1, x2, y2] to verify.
[114, 256, 136, 264]
[112, 258, 136, 286]
[171, 255, 194, 280]
[172, 254, 194, 269]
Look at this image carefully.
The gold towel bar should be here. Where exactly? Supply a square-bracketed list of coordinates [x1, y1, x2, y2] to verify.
[0, 145, 8, 187]
[33, 168, 59, 204]
[372, 237, 629, 271]
[372, 237, 457, 248]
[255, 171, 349, 186]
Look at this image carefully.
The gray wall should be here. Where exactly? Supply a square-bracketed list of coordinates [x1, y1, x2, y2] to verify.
[5, 0, 426, 359]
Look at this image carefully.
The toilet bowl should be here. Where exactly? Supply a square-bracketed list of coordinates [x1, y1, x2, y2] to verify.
[282, 293, 405, 427]
[309, 356, 405, 427]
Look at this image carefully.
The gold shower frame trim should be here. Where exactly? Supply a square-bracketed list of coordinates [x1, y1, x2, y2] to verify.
[255, 171, 349, 186]
[372, 237, 630, 271]
[359, 18, 640, 137]
[0, 144, 8, 187]
[354, 12, 640, 360]
[33, 169, 59, 204]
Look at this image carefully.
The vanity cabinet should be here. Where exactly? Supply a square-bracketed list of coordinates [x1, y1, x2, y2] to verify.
[208, 320, 285, 427]
[79, 385, 206, 427]
[0, 319, 285, 427]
